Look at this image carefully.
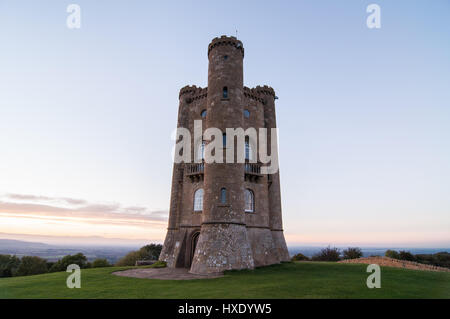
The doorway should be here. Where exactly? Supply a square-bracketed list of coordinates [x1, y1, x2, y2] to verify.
[189, 231, 200, 267]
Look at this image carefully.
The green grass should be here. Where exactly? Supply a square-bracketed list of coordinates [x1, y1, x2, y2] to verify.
[0, 262, 449, 299]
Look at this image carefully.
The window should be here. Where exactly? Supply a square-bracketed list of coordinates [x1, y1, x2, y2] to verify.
[197, 141, 205, 161]
[245, 189, 254, 212]
[201, 109, 207, 118]
[245, 137, 253, 161]
[224, 55, 228, 60]
[220, 188, 227, 204]
[244, 109, 250, 118]
[222, 133, 226, 148]
[194, 189, 204, 211]
[223, 87, 228, 99]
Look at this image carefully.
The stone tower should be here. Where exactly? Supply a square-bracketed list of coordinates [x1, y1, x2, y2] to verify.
[159, 36, 290, 275]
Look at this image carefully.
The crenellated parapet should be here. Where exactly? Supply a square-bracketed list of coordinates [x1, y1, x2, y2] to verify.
[244, 85, 276, 104]
[208, 35, 244, 57]
[254, 85, 275, 97]
[179, 85, 208, 103]
[243, 86, 265, 103]
[179, 85, 200, 98]
[191, 87, 207, 102]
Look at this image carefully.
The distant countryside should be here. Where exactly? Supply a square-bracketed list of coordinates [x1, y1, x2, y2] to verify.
[0, 238, 449, 279]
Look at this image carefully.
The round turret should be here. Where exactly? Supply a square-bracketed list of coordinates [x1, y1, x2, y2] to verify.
[208, 35, 244, 58]
[190, 36, 254, 274]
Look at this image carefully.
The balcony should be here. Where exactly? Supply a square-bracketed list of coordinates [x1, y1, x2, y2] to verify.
[185, 162, 262, 183]
[245, 163, 262, 182]
[186, 162, 204, 182]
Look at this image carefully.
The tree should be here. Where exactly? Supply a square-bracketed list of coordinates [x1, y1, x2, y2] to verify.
[50, 253, 88, 272]
[16, 256, 48, 276]
[116, 251, 141, 266]
[343, 247, 363, 260]
[312, 246, 341, 261]
[291, 253, 310, 261]
[432, 252, 450, 268]
[92, 258, 111, 268]
[138, 244, 163, 260]
[398, 251, 415, 261]
[385, 249, 400, 259]
[116, 243, 163, 266]
[0, 254, 21, 277]
[434, 252, 450, 262]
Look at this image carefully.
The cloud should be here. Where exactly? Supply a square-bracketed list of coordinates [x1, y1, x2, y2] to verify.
[0, 193, 169, 227]
[6, 194, 53, 201]
[5, 193, 88, 206]
[59, 197, 88, 205]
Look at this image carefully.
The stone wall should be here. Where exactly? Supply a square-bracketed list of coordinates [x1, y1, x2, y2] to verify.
[338, 256, 450, 272]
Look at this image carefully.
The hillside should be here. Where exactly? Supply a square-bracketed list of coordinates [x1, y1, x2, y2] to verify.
[0, 262, 449, 299]
[0, 239, 51, 250]
[0, 239, 134, 264]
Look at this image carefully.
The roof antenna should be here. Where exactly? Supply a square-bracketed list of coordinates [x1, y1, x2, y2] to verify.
[236, 29, 238, 38]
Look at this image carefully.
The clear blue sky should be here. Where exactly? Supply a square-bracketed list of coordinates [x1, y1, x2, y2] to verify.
[0, 0, 449, 247]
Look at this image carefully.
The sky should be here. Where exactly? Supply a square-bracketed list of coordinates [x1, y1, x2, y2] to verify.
[0, 0, 449, 247]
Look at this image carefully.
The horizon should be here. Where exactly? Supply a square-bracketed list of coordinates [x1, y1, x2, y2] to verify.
[1, 233, 449, 250]
[1, 1, 449, 248]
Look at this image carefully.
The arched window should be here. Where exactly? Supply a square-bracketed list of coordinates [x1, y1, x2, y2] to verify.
[223, 87, 228, 99]
[201, 109, 207, 118]
[220, 188, 227, 204]
[245, 189, 254, 212]
[245, 137, 253, 161]
[197, 141, 205, 161]
[194, 189, 204, 211]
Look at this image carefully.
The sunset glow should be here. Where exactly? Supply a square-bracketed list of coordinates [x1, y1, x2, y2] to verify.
[0, 1, 449, 248]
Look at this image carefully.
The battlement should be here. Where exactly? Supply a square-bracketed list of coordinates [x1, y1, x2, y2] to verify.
[243, 86, 276, 104]
[254, 85, 275, 97]
[179, 85, 273, 103]
[179, 85, 200, 98]
[179, 85, 208, 102]
[243, 86, 265, 103]
[208, 35, 244, 57]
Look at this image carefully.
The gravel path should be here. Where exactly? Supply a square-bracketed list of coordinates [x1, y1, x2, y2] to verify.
[112, 267, 224, 280]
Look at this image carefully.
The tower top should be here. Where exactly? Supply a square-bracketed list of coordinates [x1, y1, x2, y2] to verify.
[255, 85, 276, 97]
[208, 35, 244, 57]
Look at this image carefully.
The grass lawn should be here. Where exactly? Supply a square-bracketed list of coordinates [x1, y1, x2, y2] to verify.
[0, 262, 449, 299]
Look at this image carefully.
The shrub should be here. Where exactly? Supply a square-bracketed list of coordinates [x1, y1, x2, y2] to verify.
[92, 258, 111, 268]
[432, 252, 450, 268]
[398, 251, 416, 261]
[385, 249, 399, 259]
[342, 247, 363, 260]
[291, 253, 310, 261]
[0, 254, 21, 277]
[16, 256, 48, 276]
[46, 261, 55, 270]
[312, 246, 341, 261]
[116, 243, 163, 266]
[384, 250, 449, 268]
[434, 252, 450, 262]
[138, 244, 163, 260]
[50, 253, 88, 272]
[116, 251, 140, 267]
